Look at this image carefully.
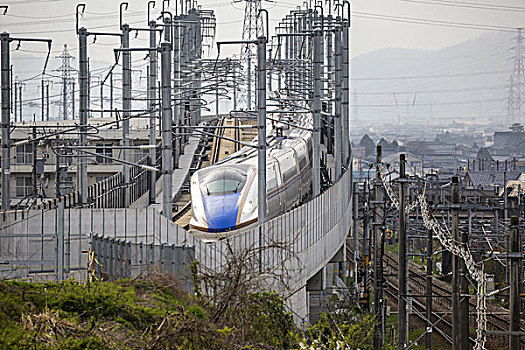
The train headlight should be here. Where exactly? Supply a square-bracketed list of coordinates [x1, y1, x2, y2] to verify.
[242, 200, 255, 215]
[191, 180, 205, 220]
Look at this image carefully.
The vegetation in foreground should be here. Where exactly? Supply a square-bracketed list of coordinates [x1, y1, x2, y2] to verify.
[0, 274, 377, 349]
[0, 274, 294, 349]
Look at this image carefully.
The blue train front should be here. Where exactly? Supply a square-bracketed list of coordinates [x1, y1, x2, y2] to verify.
[189, 164, 258, 232]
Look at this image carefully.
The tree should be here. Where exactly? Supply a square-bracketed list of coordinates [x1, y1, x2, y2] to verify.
[192, 240, 298, 348]
[476, 147, 493, 163]
[509, 123, 524, 133]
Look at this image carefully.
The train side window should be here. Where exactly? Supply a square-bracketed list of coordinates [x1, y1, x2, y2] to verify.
[296, 143, 307, 170]
[298, 154, 306, 170]
[267, 162, 277, 190]
[280, 152, 296, 184]
[306, 138, 312, 156]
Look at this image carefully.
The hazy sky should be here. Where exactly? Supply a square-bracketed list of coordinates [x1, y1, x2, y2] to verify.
[0, 0, 523, 61]
[1, 0, 523, 124]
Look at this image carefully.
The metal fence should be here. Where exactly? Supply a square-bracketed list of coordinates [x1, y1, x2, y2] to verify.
[0, 205, 190, 282]
[91, 234, 194, 291]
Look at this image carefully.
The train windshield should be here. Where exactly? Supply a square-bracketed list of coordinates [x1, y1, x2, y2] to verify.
[200, 168, 247, 196]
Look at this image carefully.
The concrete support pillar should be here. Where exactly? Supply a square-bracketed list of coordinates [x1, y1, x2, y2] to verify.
[306, 266, 326, 324]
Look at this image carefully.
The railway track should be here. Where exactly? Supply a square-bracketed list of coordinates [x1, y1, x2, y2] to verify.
[210, 117, 240, 164]
[383, 275, 457, 346]
[382, 251, 523, 348]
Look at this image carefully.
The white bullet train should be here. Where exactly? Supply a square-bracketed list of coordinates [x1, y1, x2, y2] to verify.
[189, 111, 313, 233]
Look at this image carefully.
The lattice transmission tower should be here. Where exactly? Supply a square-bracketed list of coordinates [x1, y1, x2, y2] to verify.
[505, 28, 524, 128]
[55, 45, 76, 120]
[236, 0, 265, 110]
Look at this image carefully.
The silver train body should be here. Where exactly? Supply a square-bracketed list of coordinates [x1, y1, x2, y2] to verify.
[189, 113, 312, 233]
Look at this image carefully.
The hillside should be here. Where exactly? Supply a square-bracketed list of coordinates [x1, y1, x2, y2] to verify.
[350, 30, 515, 126]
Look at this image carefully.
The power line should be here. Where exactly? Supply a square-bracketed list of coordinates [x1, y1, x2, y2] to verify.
[352, 11, 517, 32]
[354, 85, 505, 95]
[4, 18, 145, 35]
[355, 97, 503, 107]
[3, 10, 147, 27]
[402, 0, 525, 12]
[352, 69, 511, 81]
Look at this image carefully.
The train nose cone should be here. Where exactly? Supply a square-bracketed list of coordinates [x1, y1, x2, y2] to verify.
[202, 193, 241, 232]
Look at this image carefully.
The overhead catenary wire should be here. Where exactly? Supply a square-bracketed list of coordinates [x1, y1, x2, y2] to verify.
[401, 0, 525, 12]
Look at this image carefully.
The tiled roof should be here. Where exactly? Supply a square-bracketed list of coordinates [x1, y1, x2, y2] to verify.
[466, 171, 522, 188]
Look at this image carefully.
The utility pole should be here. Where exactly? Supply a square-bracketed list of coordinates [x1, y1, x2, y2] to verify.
[509, 215, 520, 350]
[363, 181, 370, 311]
[277, 38, 282, 91]
[373, 145, 384, 350]
[334, 23, 342, 181]
[193, 11, 203, 126]
[325, 15, 333, 155]
[4, 32, 51, 210]
[257, 35, 267, 224]
[267, 46, 272, 91]
[173, 17, 180, 169]
[63, 73, 67, 120]
[100, 79, 104, 118]
[71, 81, 75, 119]
[459, 184, 469, 350]
[121, 23, 131, 207]
[9, 64, 12, 120]
[110, 71, 113, 118]
[247, 55, 252, 110]
[13, 80, 17, 122]
[18, 84, 22, 121]
[341, 16, 349, 167]
[451, 176, 460, 349]
[233, 63, 237, 110]
[78, 27, 89, 204]
[31, 127, 37, 197]
[161, 41, 173, 219]
[55, 135, 61, 197]
[312, 28, 322, 197]
[398, 153, 408, 350]
[148, 20, 157, 204]
[504, 169, 508, 222]
[41, 78, 45, 121]
[353, 181, 359, 298]
[1, 32, 11, 210]
[46, 82, 49, 121]
[426, 225, 433, 350]
[215, 67, 219, 120]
